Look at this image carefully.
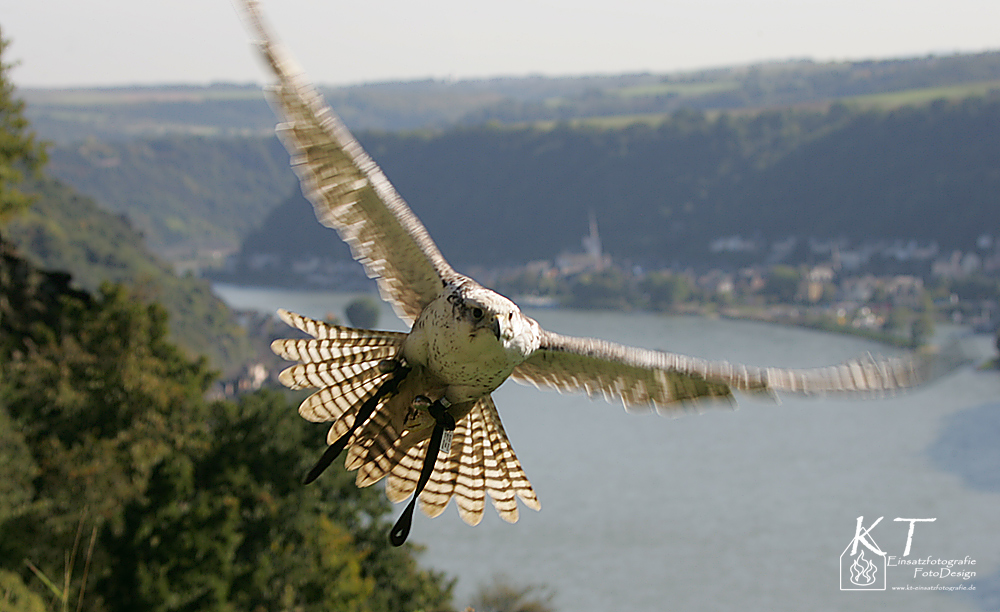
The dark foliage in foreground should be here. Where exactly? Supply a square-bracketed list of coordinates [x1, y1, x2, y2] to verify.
[0, 237, 454, 612]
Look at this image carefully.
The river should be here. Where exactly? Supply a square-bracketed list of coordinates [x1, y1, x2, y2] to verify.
[215, 284, 1000, 612]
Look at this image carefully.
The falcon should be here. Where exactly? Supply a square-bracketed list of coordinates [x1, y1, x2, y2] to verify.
[238, 0, 942, 545]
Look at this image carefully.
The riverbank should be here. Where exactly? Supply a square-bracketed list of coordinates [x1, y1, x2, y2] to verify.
[710, 304, 919, 348]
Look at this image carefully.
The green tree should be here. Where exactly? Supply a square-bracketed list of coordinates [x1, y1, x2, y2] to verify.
[641, 271, 692, 311]
[567, 268, 633, 310]
[1, 245, 453, 612]
[101, 391, 452, 612]
[0, 29, 47, 223]
[0, 570, 47, 612]
[0, 403, 37, 525]
[910, 313, 935, 348]
[469, 574, 554, 612]
[883, 306, 912, 337]
[948, 275, 1000, 302]
[346, 295, 381, 329]
[762, 265, 801, 303]
[0, 280, 215, 599]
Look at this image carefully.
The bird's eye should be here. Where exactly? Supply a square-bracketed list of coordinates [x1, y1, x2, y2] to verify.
[471, 307, 484, 320]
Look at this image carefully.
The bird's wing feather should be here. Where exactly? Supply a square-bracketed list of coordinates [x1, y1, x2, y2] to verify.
[240, 0, 458, 324]
[269, 310, 409, 451]
[512, 329, 935, 415]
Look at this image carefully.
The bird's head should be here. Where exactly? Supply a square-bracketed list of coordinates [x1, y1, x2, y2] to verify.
[446, 283, 530, 349]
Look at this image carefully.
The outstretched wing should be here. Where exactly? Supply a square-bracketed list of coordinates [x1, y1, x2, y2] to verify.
[240, 0, 459, 324]
[270, 309, 408, 424]
[513, 329, 940, 415]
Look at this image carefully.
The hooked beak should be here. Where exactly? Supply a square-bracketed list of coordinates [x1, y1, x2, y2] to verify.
[490, 316, 502, 341]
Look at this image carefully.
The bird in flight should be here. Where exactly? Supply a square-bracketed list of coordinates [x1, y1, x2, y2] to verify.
[239, 0, 940, 545]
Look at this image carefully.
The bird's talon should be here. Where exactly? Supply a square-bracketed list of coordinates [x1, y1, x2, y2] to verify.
[378, 359, 400, 373]
[403, 405, 419, 425]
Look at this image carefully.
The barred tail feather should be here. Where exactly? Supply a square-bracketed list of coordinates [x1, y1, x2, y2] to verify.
[385, 436, 426, 503]
[350, 404, 408, 486]
[415, 414, 488, 521]
[479, 396, 540, 521]
[377, 397, 530, 526]
[452, 415, 486, 525]
[480, 406, 517, 520]
[418, 430, 461, 519]
[383, 416, 479, 522]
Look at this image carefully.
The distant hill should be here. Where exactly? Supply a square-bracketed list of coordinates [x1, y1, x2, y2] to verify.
[45, 135, 296, 258]
[23, 51, 1000, 143]
[5, 176, 254, 373]
[220, 97, 1000, 280]
[31, 52, 1000, 265]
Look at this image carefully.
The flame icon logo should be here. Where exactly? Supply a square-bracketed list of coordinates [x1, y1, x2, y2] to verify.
[840, 516, 888, 590]
[849, 551, 878, 586]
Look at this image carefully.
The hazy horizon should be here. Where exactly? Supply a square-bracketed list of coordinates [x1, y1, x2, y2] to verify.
[15, 50, 1000, 93]
[2, 0, 997, 90]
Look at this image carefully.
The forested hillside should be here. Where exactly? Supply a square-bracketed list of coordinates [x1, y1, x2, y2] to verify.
[226, 97, 1000, 276]
[726, 99, 1000, 246]
[34, 52, 1000, 271]
[46, 135, 296, 257]
[24, 51, 1000, 142]
[46, 94, 1000, 282]
[5, 175, 254, 372]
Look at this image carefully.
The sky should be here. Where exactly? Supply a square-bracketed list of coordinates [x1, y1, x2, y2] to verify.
[1, 0, 998, 89]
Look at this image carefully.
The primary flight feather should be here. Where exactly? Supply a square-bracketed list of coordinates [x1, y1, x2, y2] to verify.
[239, 0, 939, 544]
